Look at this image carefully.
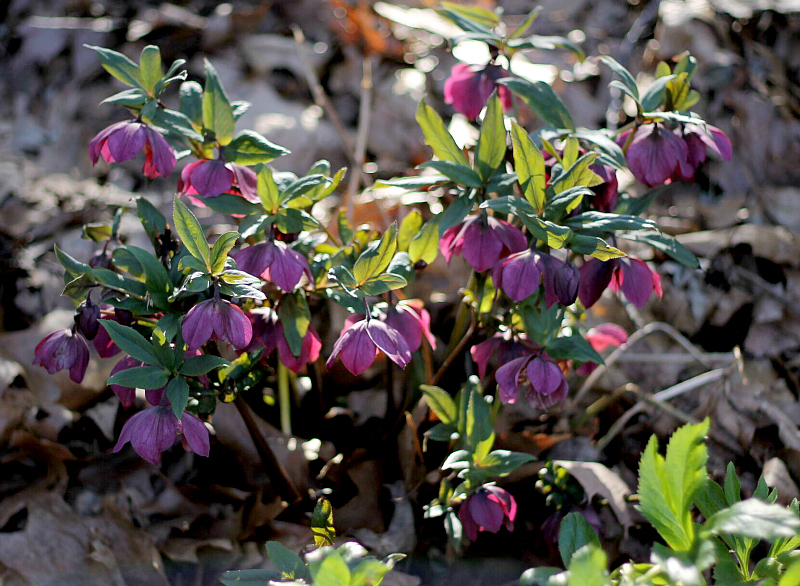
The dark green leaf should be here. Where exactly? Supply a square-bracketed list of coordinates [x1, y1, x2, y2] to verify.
[100, 88, 148, 107]
[149, 106, 203, 142]
[86, 45, 142, 89]
[559, 512, 602, 566]
[620, 231, 699, 269]
[218, 569, 282, 586]
[225, 130, 289, 165]
[641, 75, 675, 111]
[165, 376, 189, 418]
[278, 292, 311, 357]
[100, 320, 161, 366]
[108, 366, 169, 390]
[179, 81, 204, 126]
[173, 197, 211, 269]
[418, 161, 482, 188]
[124, 245, 172, 295]
[180, 355, 229, 376]
[565, 211, 657, 233]
[360, 273, 407, 296]
[599, 56, 639, 101]
[438, 193, 474, 236]
[265, 541, 307, 580]
[54, 244, 94, 280]
[546, 335, 604, 364]
[499, 78, 574, 130]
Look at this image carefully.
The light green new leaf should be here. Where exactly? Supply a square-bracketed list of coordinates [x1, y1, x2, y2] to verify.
[173, 197, 211, 270]
[552, 153, 603, 194]
[567, 545, 608, 586]
[510, 121, 546, 211]
[416, 100, 469, 166]
[210, 231, 239, 275]
[409, 218, 439, 265]
[475, 94, 507, 181]
[353, 223, 398, 284]
[202, 59, 235, 145]
[139, 45, 162, 93]
[398, 210, 423, 251]
[421, 385, 457, 425]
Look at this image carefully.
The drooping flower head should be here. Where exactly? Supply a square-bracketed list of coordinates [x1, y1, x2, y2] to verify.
[496, 353, 569, 410]
[92, 309, 133, 358]
[383, 300, 436, 353]
[444, 63, 513, 120]
[619, 124, 689, 187]
[178, 159, 258, 202]
[182, 297, 253, 351]
[590, 163, 619, 213]
[234, 240, 313, 292]
[33, 328, 90, 383]
[578, 257, 662, 309]
[76, 299, 101, 340]
[469, 331, 531, 379]
[89, 120, 176, 179]
[493, 249, 579, 306]
[677, 124, 732, 181]
[326, 317, 412, 376]
[440, 215, 527, 273]
[109, 355, 146, 408]
[277, 323, 322, 373]
[458, 486, 517, 541]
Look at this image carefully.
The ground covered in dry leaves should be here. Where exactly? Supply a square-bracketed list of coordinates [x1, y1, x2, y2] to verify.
[2, 1, 800, 585]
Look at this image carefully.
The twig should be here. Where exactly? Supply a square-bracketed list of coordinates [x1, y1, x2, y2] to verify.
[278, 360, 292, 436]
[431, 308, 476, 386]
[346, 54, 377, 217]
[233, 394, 302, 505]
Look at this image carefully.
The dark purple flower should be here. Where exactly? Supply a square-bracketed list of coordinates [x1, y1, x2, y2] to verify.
[110, 355, 145, 408]
[113, 404, 210, 465]
[553, 262, 580, 306]
[246, 307, 281, 354]
[383, 300, 436, 353]
[590, 163, 619, 212]
[234, 241, 313, 292]
[76, 299, 101, 340]
[578, 257, 662, 309]
[178, 159, 258, 202]
[440, 215, 527, 273]
[677, 124, 733, 181]
[496, 354, 568, 410]
[469, 333, 531, 379]
[444, 64, 513, 120]
[89, 120, 176, 179]
[182, 298, 253, 351]
[492, 249, 577, 306]
[619, 124, 689, 187]
[277, 323, 322, 373]
[33, 329, 90, 383]
[326, 318, 412, 376]
[458, 486, 517, 541]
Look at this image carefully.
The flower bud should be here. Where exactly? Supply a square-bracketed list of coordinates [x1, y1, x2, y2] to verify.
[554, 263, 579, 306]
[76, 299, 101, 340]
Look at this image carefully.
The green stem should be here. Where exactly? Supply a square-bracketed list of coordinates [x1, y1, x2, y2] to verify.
[278, 360, 292, 435]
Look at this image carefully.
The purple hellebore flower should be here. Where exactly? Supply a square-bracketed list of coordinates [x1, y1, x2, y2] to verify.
[110, 355, 146, 408]
[113, 404, 210, 465]
[492, 250, 578, 306]
[383, 300, 436, 353]
[182, 298, 253, 351]
[246, 307, 281, 354]
[590, 163, 619, 213]
[33, 328, 90, 383]
[469, 333, 531, 379]
[234, 241, 313, 292]
[578, 257, 663, 309]
[444, 63, 513, 120]
[458, 486, 517, 541]
[326, 318, 412, 376]
[496, 354, 569, 410]
[677, 124, 733, 181]
[76, 299, 101, 340]
[619, 124, 689, 187]
[576, 324, 628, 376]
[178, 159, 258, 202]
[277, 323, 322, 373]
[440, 215, 527, 273]
[89, 120, 176, 179]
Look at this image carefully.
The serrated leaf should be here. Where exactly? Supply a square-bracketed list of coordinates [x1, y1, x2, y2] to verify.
[510, 121, 546, 211]
[173, 197, 211, 270]
[416, 100, 469, 166]
[705, 499, 800, 541]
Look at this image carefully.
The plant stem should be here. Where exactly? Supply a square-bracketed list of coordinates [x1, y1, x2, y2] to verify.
[278, 360, 292, 436]
[233, 393, 302, 504]
[432, 309, 477, 386]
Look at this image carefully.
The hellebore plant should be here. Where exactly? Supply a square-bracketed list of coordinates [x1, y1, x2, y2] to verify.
[32, 3, 732, 566]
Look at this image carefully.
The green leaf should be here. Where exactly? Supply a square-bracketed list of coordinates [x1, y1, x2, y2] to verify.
[552, 153, 603, 194]
[202, 193, 261, 216]
[475, 94, 507, 181]
[481, 197, 571, 249]
[439, 193, 474, 236]
[311, 498, 336, 548]
[108, 366, 169, 390]
[519, 567, 562, 586]
[225, 130, 289, 165]
[565, 211, 657, 233]
[139, 45, 162, 93]
[100, 321, 161, 366]
[509, 7, 541, 39]
[202, 58, 235, 145]
[440, 2, 499, 27]
[398, 210, 423, 251]
[278, 292, 311, 357]
[641, 75, 675, 111]
[353, 223, 398, 284]
[508, 34, 585, 61]
[559, 512, 602, 566]
[569, 234, 625, 261]
[573, 129, 626, 169]
[179, 81, 204, 126]
[124, 245, 172, 295]
[100, 88, 149, 107]
[705, 499, 800, 541]
[219, 569, 282, 586]
[465, 387, 493, 453]
[86, 45, 142, 89]
[780, 560, 800, 586]
[165, 376, 190, 418]
[418, 161, 482, 188]
[724, 461, 742, 506]
[510, 121, 546, 211]
[599, 56, 639, 101]
[54, 244, 94, 280]
[567, 545, 608, 586]
[499, 78, 574, 130]
[265, 541, 307, 580]
[149, 107, 203, 141]
[180, 355, 229, 376]
[546, 335, 604, 364]
[173, 197, 211, 270]
[545, 186, 592, 221]
[309, 550, 350, 586]
[409, 218, 439, 265]
[620, 231, 699, 269]
[421, 385, 457, 425]
[256, 164, 281, 212]
[475, 449, 534, 477]
[415, 100, 469, 166]
[210, 231, 239, 276]
[637, 419, 710, 551]
[360, 273, 407, 296]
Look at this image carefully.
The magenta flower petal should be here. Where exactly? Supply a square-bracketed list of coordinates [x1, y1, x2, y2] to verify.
[216, 300, 253, 349]
[188, 159, 235, 198]
[612, 258, 659, 308]
[527, 357, 563, 396]
[578, 259, 616, 309]
[232, 164, 259, 202]
[458, 499, 481, 541]
[113, 405, 179, 465]
[470, 336, 502, 379]
[247, 307, 280, 354]
[469, 492, 505, 534]
[326, 320, 378, 375]
[182, 299, 216, 351]
[494, 249, 542, 302]
[459, 486, 516, 541]
[180, 412, 210, 457]
[444, 64, 492, 120]
[110, 356, 145, 408]
[496, 356, 529, 404]
[366, 320, 412, 369]
[384, 302, 435, 353]
[142, 127, 176, 178]
[234, 242, 277, 278]
[462, 219, 504, 273]
[94, 317, 121, 357]
[107, 121, 147, 163]
[529, 377, 568, 410]
[488, 217, 527, 255]
[586, 324, 628, 353]
[439, 221, 471, 263]
[33, 329, 90, 383]
[624, 124, 689, 186]
[268, 242, 312, 292]
[89, 121, 128, 165]
[277, 324, 322, 373]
